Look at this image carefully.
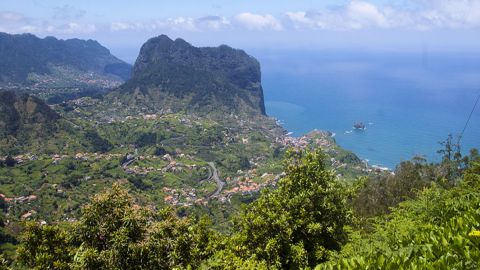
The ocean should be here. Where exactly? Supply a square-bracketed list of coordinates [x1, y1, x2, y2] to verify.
[253, 49, 480, 169]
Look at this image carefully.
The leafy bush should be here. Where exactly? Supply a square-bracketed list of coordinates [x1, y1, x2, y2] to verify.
[318, 161, 480, 269]
[135, 132, 157, 148]
[227, 150, 351, 269]
[127, 175, 151, 190]
[17, 222, 74, 269]
[17, 184, 219, 269]
[84, 131, 112, 153]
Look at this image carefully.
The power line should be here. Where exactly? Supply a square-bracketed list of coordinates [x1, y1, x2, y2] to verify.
[459, 91, 480, 143]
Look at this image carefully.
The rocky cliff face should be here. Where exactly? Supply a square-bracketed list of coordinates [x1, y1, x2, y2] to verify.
[111, 35, 266, 115]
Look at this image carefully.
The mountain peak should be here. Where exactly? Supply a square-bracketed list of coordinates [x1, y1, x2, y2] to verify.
[115, 35, 266, 115]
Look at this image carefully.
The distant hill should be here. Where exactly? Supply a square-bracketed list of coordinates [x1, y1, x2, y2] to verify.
[0, 32, 131, 87]
[109, 35, 266, 115]
[0, 90, 111, 155]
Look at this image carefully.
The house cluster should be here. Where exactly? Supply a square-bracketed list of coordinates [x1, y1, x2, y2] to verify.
[122, 153, 198, 176]
[218, 172, 284, 203]
[275, 136, 309, 149]
[0, 193, 37, 203]
[370, 165, 393, 174]
[71, 97, 98, 107]
[29, 70, 121, 89]
[69, 72, 121, 88]
[51, 152, 125, 163]
[162, 187, 207, 206]
[330, 157, 348, 170]
[51, 154, 70, 163]
[223, 178, 261, 196]
[0, 154, 40, 164]
[122, 113, 201, 124]
[276, 130, 335, 151]
[125, 114, 159, 121]
[20, 210, 37, 220]
[31, 77, 56, 87]
[0, 193, 40, 222]
[73, 152, 124, 161]
[125, 160, 198, 175]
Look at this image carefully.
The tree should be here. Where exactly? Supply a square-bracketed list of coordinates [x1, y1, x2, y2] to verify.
[17, 183, 220, 269]
[154, 146, 168, 156]
[318, 161, 480, 269]
[4, 156, 15, 168]
[230, 149, 351, 269]
[353, 160, 436, 217]
[139, 210, 219, 269]
[135, 132, 157, 148]
[84, 130, 112, 153]
[17, 222, 73, 270]
[72, 183, 152, 269]
[437, 134, 466, 183]
[0, 255, 11, 270]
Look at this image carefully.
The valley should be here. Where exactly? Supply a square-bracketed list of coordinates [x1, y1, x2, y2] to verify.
[1, 28, 476, 269]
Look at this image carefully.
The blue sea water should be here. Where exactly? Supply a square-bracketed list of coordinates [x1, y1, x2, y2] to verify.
[253, 49, 480, 169]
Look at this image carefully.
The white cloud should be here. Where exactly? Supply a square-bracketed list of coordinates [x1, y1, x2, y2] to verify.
[4, 0, 480, 36]
[285, 0, 480, 31]
[16, 23, 97, 34]
[195, 16, 231, 31]
[52, 4, 86, 20]
[148, 17, 198, 32]
[110, 16, 231, 32]
[164, 17, 197, 31]
[0, 10, 96, 35]
[110, 18, 197, 32]
[286, 1, 391, 30]
[106, 2, 480, 33]
[111, 22, 134, 31]
[110, 14, 280, 33]
[55, 23, 96, 34]
[346, 1, 388, 29]
[18, 24, 42, 33]
[428, 0, 480, 27]
[234, 13, 283, 31]
[0, 11, 24, 22]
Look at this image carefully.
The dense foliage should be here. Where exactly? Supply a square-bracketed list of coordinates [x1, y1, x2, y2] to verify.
[0, 91, 112, 155]
[353, 139, 478, 217]
[8, 149, 350, 269]
[0, 196, 16, 261]
[318, 159, 480, 269]
[16, 184, 219, 270]
[227, 150, 351, 268]
[3, 145, 480, 269]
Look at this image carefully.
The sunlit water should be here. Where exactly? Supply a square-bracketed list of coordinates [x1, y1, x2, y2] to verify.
[253, 49, 480, 169]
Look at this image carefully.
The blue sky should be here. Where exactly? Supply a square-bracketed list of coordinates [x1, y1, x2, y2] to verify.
[1, 0, 480, 62]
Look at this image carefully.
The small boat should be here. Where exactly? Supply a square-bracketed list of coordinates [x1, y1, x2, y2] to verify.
[353, 122, 366, 130]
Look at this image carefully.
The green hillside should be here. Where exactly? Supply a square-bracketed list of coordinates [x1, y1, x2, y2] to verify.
[0, 32, 131, 84]
[0, 90, 111, 155]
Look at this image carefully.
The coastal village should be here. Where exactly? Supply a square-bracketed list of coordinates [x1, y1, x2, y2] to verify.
[0, 115, 391, 223]
[1, 93, 392, 224]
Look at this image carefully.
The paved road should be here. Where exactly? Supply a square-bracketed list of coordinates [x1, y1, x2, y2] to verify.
[199, 165, 213, 183]
[207, 162, 225, 197]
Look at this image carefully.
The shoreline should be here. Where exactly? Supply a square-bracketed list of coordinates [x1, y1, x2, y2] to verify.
[274, 117, 394, 172]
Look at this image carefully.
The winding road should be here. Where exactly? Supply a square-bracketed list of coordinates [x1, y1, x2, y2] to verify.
[207, 162, 225, 198]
